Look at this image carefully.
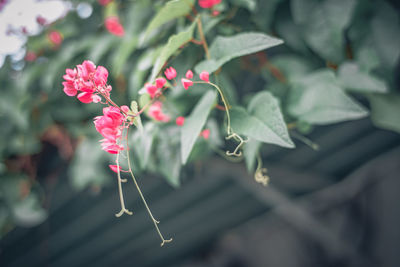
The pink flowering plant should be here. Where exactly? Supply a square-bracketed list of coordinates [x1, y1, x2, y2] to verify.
[2, 0, 399, 245]
[57, 0, 400, 246]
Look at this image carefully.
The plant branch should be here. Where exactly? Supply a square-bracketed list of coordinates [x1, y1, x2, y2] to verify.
[196, 16, 210, 60]
[115, 148, 133, 217]
[125, 127, 172, 246]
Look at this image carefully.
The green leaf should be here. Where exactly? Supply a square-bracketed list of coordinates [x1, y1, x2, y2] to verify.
[231, 107, 283, 147]
[275, 14, 308, 54]
[338, 62, 388, 93]
[112, 37, 138, 76]
[149, 18, 197, 81]
[128, 101, 143, 132]
[269, 55, 314, 81]
[70, 139, 109, 190]
[144, 0, 195, 38]
[288, 70, 369, 124]
[194, 32, 283, 74]
[248, 91, 294, 147]
[291, 0, 318, 25]
[88, 34, 117, 63]
[158, 127, 181, 187]
[132, 122, 157, 169]
[301, 0, 357, 63]
[371, 2, 400, 69]
[355, 39, 381, 72]
[139, 94, 151, 110]
[181, 90, 217, 164]
[243, 139, 261, 172]
[369, 94, 400, 134]
[230, 92, 294, 148]
[252, 0, 282, 31]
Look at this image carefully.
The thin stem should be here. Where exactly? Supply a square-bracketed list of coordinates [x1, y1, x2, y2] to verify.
[290, 131, 319, 151]
[97, 89, 128, 116]
[196, 17, 210, 60]
[125, 127, 172, 246]
[194, 81, 231, 134]
[190, 38, 203, 45]
[127, 85, 171, 119]
[115, 150, 133, 217]
[193, 81, 247, 157]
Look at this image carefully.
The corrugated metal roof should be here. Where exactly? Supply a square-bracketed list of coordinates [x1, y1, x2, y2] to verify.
[1, 118, 399, 267]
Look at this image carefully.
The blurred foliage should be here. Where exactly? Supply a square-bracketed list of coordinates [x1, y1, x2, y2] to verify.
[0, 0, 399, 236]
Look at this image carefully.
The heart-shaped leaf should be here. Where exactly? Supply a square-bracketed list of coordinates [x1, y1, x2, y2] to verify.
[194, 32, 283, 74]
[288, 70, 369, 124]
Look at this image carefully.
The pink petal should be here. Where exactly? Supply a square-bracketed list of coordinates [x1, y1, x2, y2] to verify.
[181, 78, 193, 90]
[92, 94, 102, 103]
[63, 85, 77, 96]
[164, 67, 177, 80]
[176, 116, 185, 126]
[145, 83, 158, 98]
[77, 92, 93, 103]
[82, 60, 96, 75]
[105, 16, 125, 37]
[199, 71, 210, 82]
[185, 70, 193, 79]
[121, 105, 130, 113]
[109, 165, 121, 173]
[155, 77, 166, 89]
[94, 66, 108, 86]
[48, 31, 63, 46]
[200, 129, 210, 139]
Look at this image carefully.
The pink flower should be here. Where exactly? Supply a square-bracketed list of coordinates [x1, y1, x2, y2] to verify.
[105, 16, 125, 37]
[109, 164, 121, 173]
[145, 83, 158, 98]
[94, 106, 125, 154]
[25, 51, 37, 62]
[98, 0, 113, 6]
[109, 164, 128, 173]
[198, 0, 221, 9]
[155, 77, 166, 89]
[94, 66, 108, 87]
[185, 70, 193, 79]
[121, 105, 130, 113]
[62, 60, 111, 103]
[100, 140, 124, 154]
[148, 101, 170, 122]
[181, 78, 193, 90]
[176, 116, 185, 126]
[199, 71, 209, 82]
[48, 30, 63, 46]
[200, 129, 210, 139]
[164, 67, 177, 80]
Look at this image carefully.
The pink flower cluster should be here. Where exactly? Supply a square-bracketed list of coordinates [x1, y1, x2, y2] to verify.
[48, 30, 63, 47]
[145, 77, 166, 98]
[141, 66, 211, 124]
[199, 0, 221, 9]
[94, 106, 125, 154]
[181, 69, 209, 89]
[62, 60, 111, 104]
[105, 16, 125, 37]
[148, 101, 170, 122]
